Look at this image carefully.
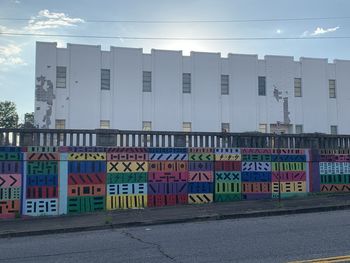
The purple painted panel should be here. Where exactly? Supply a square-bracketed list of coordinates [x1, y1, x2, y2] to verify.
[148, 182, 188, 195]
[311, 162, 320, 192]
[0, 161, 22, 174]
[242, 193, 271, 200]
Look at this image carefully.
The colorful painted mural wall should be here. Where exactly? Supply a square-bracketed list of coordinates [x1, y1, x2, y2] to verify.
[0, 146, 349, 218]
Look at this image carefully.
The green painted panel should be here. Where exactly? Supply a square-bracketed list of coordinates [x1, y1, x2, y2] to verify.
[68, 196, 105, 213]
[272, 162, 306, 171]
[107, 172, 148, 184]
[188, 153, 214, 161]
[321, 174, 350, 184]
[215, 182, 241, 194]
[272, 192, 308, 199]
[214, 193, 242, 202]
[0, 152, 21, 161]
[27, 161, 58, 175]
[215, 171, 241, 182]
[242, 154, 272, 162]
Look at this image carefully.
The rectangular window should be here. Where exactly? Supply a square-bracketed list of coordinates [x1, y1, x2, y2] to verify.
[143, 71, 152, 92]
[100, 120, 110, 129]
[258, 76, 266, 96]
[331, 125, 338, 135]
[142, 121, 152, 131]
[294, 78, 302, 97]
[329, 79, 336, 98]
[295, 124, 303, 134]
[183, 122, 192, 132]
[221, 123, 230, 132]
[221, 75, 229, 95]
[182, 73, 191, 93]
[259, 123, 267, 133]
[56, 66, 66, 88]
[55, 119, 65, 129]
[101, 69, 110, 90]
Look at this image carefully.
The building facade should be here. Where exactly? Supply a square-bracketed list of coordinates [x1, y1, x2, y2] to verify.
[35, 41, 350, 134]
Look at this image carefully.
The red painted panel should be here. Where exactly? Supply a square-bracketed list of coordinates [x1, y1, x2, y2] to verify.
[215, 161, 241, 171]
[188, 171, 213, 182]
[148, 172, 188, 183]
[271, 171, 306, 182]
[26, 186, 58, 198]
[148, 161, 188, 172]
[0, 200, 20, 218]
[68, 184, 106, 196]
[68, 173, 106, 185]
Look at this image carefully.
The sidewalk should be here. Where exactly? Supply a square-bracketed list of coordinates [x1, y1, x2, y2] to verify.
[1, 194, 350, 238]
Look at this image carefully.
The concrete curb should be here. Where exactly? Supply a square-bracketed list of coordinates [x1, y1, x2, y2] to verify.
[1, 204, 350, 238]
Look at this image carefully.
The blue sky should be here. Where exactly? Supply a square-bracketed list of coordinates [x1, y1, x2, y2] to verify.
[1, 0, 350, 119]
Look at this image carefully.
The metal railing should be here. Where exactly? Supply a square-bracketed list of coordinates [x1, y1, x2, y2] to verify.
[1, 128, 350, 149]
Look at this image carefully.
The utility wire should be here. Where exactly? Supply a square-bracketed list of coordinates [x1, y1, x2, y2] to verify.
[0, 16, 349, 23]
[0, 32, 349, 40]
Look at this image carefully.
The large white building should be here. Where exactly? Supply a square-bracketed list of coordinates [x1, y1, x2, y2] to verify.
[34, 41, 350, 134]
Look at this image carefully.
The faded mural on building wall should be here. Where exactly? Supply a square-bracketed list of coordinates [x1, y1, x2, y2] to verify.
[35, 75, 55, 128]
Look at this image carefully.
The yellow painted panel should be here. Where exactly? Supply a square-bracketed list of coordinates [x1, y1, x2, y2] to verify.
[272, 162, 306, 171]
[188, 194, 213, 204]
[107, 161, 148, 173]
[215, 154, 241, 161]
[272, 181, 306, 193]
[68, 153, 106, 161]
[106, 194, 147, 210]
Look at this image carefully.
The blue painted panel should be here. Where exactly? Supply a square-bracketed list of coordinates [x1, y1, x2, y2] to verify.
[188, 182, 213, 194]
[271, 154, 306, 162]
[241, 172, 272, 182]
[26, 174, 58, 186]
[68, 161, 106, 173]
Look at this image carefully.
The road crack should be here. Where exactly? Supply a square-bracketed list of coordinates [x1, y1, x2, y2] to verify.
[122, 230, 181, 263]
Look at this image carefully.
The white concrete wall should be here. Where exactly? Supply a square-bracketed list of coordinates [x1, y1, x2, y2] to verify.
[35, 42, 350, 134]
[229, 54, 258, 132]
[191, 51, 221, 132]
[112, 47, 142, 130]
[67, 44, 101, 129]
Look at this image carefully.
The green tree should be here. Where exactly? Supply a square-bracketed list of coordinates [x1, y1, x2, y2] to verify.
[20, 112, 35, 129]
[0, 101, 19, 128]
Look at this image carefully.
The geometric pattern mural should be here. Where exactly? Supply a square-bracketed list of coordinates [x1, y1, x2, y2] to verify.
[0, 146, 349, 218]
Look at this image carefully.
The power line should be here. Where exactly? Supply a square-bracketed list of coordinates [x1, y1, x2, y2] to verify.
[0, 16, 349, 23]
[1, 32, 349, 41]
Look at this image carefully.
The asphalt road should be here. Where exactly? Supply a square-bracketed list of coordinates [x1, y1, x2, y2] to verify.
[1, 210, 350, 263]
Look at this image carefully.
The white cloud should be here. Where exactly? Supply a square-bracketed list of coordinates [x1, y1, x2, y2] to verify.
[0, 10, 83, 69]
[301, 31, 309, 37]
[0, 44, 27, 68]
[311, 26, 340, 36]
[25, 9, 84, 32]
[276, 29, 283, 34]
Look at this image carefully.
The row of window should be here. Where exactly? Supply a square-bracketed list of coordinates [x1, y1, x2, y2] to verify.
[258, 77, 336, 98]
[56, 119, 337, 135]
[55, 66, 337, 98]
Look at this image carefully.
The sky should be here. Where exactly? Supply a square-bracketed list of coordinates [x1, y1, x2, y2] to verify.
[1, 0, 350, 120]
